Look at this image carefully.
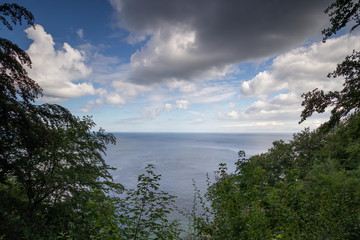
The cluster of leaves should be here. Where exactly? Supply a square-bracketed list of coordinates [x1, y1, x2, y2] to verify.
[321, 0, 360, 41]
[300, 0, 360, 131]
[117, 164, 182, 239]
[193, 116, 360, 239]
[81, 164, 182, 240]
[300, 50, 360, 130]
[0, 4, 124, 239]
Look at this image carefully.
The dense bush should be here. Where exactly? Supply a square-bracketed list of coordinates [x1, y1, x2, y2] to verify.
[192, 113, 360, 239]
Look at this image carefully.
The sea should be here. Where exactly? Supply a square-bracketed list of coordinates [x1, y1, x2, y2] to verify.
[104, 132, 292, 212]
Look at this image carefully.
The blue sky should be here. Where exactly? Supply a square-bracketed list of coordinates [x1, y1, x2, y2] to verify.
[5, 0, 360, 133]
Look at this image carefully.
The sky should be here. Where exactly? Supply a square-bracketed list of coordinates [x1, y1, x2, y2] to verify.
[4, 0, 360, 133]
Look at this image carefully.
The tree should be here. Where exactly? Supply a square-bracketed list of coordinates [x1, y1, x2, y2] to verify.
[117, 164, 181, 239]
[0, 4, 122, 239]
[80, 164, 183, 240]
[300, 0, 360, 129]
[0, 3, 40, 183]
[0, 104, 122, 239]
[300, 50, 360, 129]
[196, 116, 360, 239]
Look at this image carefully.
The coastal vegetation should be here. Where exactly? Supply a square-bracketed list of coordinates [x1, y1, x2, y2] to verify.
[1, 0, 360, 239]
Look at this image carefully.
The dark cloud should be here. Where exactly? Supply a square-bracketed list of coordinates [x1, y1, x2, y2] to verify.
[110, 0, 333, 84]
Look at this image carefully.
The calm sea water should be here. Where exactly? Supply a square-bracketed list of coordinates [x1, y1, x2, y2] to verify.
[104, 133, 291, 211]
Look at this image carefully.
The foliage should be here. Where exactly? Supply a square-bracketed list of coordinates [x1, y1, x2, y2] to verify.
[78, 164, 182, 240]
[182, 177, 213, 240]
[2, 104, 124, 238]
[301, 0, 360, 130]
[322, 0, 360, 41]
[0, 3, 123, 239]
[117, 164, 182, 239]
[300, 50, 360, 129]
[192, 113, 360, 239]
[81, 190, 122, 240]
[0, 104, 122, 239]
[0, 3, 34, 31]
[0, 3, 41, 184]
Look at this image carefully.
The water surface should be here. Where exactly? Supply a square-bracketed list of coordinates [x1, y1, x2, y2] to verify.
[105, 132, 291, 210]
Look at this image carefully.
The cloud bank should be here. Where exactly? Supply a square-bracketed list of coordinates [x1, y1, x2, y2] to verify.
[219, 34, 360, 131]
[110, 0, 332, 84]
[240, 34, 360, 98]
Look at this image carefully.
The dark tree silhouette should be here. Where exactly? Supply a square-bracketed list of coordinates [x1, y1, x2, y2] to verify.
[0, 4, 122, 239]
[300, 0, 360, 129]
[322, 0, 360, 42]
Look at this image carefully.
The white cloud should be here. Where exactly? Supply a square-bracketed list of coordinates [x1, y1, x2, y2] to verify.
[106, 93, 126, 105]
[141, 105, 166, 119]
[77, 28, 84, 38]
[139, 99, 191, 120]
[189, 87, 236, 104]
[165, 103, 172, 112]
[80, 100, 94, 113]
[157, 81, 237, 105]
[222, 121, 285, 128]
[25, 25, 93, 102]
[214, 34, 360, 131]
[228, 102, 236, 108]
[125, 33, 148, 45]
[175, 100, 189, 110]
[164, 80, 237, 105]
[219, 89, 330, 132]
[220, 92, 301, 121]
[241, 71, 287, 98]
[245, 92, 301, 117]
[162, 99, 190, 113]
[189, 111, 206, 117]
[86, 80, 153, 109]
[240, 34, 360, 97]
[121, 79, 238, 121]
[87, 87, 132, 109]
[126, 26, 241, 83]
[166, 80, 197, 93]
[111, 80, 152, 98]
[179, 83, 197, 93]
[223, 110, 239, 120]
